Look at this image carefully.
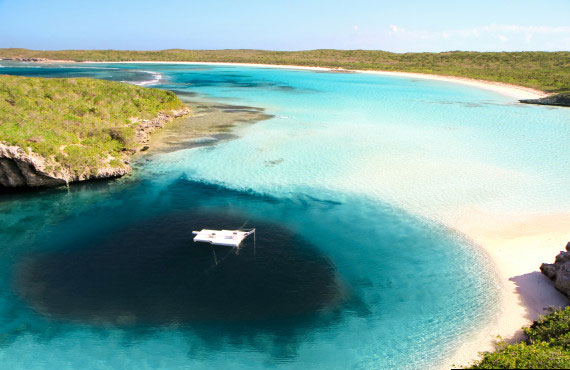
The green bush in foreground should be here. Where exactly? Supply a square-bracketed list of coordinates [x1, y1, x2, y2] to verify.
[0, 75, 184, 176]
[525, 307, 570, 350]
[467, 307, 570, 369]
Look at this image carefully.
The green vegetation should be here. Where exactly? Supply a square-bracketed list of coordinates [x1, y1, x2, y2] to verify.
[0, 74, 184, 176]
[467, 306, 570, 369]
[1, 48, 569, 93]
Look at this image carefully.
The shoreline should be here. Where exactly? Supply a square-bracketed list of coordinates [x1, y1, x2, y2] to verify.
[142, 100, 274, 154]
[34, 59, 549, 100]
[443, 211, 570, 368]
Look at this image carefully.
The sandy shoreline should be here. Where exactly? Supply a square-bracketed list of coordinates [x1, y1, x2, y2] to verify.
[443, 211, 570, 368]
[38, 59, 549, 100]
[13, 58, 567, 367]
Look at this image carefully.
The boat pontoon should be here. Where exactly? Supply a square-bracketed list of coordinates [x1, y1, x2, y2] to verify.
[192, 229, 255, 248]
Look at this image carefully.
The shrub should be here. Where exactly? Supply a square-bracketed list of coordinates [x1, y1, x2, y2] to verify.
[469, 341, 570, 369]
[525, 307, 570, 349]
[107, 127, 136, 150]
[467, 307, 570, 369]
[0, 75, 185, 175]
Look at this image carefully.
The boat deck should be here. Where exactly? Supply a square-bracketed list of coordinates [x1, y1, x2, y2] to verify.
[192, 229, 255, 248]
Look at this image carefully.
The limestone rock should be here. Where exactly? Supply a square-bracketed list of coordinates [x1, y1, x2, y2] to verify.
[540, 241, 570, 298]
[0, 57, 49, 62]
[520, 93, 570, 107]
[0, 143, 67, 187]
[132, 107, 190, 145]
[0, 107, 190, 188]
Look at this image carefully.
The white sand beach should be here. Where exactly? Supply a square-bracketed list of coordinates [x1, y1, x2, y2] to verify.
[443, 211, 570, 368]
[82, 60, 549, 100]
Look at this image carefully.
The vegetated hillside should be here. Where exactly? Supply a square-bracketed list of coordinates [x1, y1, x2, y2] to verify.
[1, 48, 569, 93]
[0, 75, 184, 181]
[466, 306, 570, 369]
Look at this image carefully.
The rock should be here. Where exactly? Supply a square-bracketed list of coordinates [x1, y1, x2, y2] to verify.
[0, 107, 190, 188]
[520, 93, 570, 107]
[0, 144, 67, 187]
[0, 142, 130, 188]
[554, 262, 570, 295]
[540, 242, 570, 298]
[10, 57, 49, 62]
[132, 107, 190, 145]
[555, 251, 570, 264]
[541, 263, 558, 280]
[0, 57, 49, 62]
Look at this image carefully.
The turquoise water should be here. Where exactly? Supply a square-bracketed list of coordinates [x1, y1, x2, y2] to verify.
[0, 62, 569, 369]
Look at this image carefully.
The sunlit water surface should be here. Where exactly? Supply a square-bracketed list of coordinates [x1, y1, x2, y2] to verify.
[1, 61, 569, 369]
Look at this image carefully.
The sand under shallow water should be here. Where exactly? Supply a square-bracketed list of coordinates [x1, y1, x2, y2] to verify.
[144, 101, 274, 154]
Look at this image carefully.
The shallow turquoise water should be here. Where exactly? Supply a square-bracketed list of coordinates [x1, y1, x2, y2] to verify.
[0, 62, 568, 369]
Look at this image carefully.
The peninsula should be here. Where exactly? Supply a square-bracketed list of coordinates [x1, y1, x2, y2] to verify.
[0, 75, 189, 187]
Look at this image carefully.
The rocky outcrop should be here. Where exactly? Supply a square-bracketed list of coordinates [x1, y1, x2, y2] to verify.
[540, 242, 570, 297]
[0, 57, 48, 62]
[0, 145, 67, 187]
[0, 143, 129, 188]
[132, 107, 190, 146]
[0, 107, 190, 188]
[520, 93, 570, 107]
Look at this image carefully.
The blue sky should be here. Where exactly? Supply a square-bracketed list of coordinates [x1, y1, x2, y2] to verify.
[0, 0, 569, 52]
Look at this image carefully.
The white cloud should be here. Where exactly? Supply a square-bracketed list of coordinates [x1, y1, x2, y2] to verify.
[389, 24, 399, 34]
[384, 23, 570, 51]
[479, 25, 570, 34]
[387, 24, 570, 40]
[341, 22, 570, 52]
[388, 24, 434, 40]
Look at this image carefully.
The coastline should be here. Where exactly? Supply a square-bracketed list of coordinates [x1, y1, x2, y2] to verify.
[143, 100, 274, 154]
[8, 59, 567, 367]
[443, 211, 570, 368]
[71, 60, 549, 100]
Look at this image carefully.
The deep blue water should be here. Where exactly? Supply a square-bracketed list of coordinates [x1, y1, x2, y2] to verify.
[1, 61, 567, 369]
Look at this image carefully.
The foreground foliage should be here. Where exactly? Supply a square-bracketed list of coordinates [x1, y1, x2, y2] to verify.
[467, 307, 570, 369]
[1, 48, 569, 93]
[0, 75, 183, 175]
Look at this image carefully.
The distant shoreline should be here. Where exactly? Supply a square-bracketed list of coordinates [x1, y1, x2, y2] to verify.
[18, 59, 549, 100]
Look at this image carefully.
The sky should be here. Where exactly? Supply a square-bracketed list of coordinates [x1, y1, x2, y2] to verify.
[0, 0, 569, 52]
